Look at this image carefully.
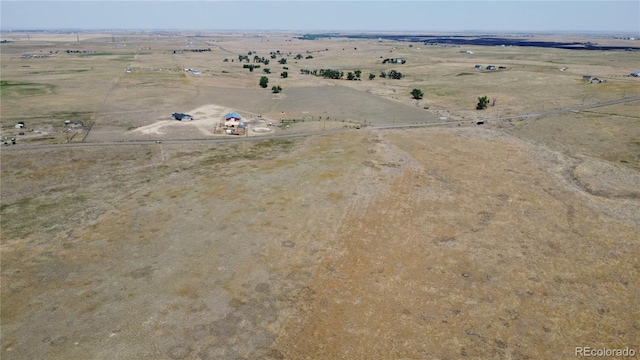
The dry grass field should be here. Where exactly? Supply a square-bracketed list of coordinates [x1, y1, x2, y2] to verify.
[1, 31, 639, 359]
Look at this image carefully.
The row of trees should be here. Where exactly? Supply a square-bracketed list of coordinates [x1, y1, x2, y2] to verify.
[263, 68, 288, 75]
[300, 68, 403, 81]
[243, 64, 261, 72]
[299, 68, 345, 79]
[380, 70, 404, 79]
[237, 54, 270, 65]
[347, 70, 362, 80]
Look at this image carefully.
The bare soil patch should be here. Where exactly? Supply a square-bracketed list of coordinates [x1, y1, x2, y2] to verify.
[131, 104, 234, 137]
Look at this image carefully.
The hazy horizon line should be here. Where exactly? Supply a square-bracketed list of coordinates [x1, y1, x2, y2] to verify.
[2, 28, 638, 35]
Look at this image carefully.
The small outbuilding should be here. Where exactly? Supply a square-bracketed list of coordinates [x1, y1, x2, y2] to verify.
[631, 72, 640, 77]
[172, 113, 193, 121]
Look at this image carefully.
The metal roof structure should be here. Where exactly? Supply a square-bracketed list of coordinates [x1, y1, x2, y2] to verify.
[225, 113, 241, 120]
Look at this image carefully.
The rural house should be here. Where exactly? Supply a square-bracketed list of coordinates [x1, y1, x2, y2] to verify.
[225, 113, 241, 127]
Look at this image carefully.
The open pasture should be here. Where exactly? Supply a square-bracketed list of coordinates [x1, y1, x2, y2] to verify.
[1, 31, 638, 143]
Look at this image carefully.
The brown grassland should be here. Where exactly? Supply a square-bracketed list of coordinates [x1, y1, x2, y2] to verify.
[1, 31, 639, 359]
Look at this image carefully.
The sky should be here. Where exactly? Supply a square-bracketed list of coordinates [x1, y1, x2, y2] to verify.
[1, 1, 638, 33]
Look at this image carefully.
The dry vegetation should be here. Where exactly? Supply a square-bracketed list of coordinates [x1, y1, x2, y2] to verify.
[1, 31, 639, 359]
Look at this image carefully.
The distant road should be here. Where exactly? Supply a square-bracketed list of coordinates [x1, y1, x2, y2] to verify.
[3, 96, 639, 151]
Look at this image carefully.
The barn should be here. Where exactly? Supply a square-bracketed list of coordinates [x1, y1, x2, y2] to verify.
[225, 113, 241, 127]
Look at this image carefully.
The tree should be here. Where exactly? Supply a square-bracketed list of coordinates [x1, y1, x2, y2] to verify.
[388, 70, 404, 79]
[380, 70, 387, 78]
[369, 73, 376, 80]
[281, 71, 288, 78]
[347, 72, 355, 80]
[263, 68, 271, 74]
[476, 96, 489, 110]
[278, 58, 287, 65]
[259, 76, 269, 88]
[272, 85, 282, 93]
[411, 89, 423, 100]
[354, 69, 362, 79]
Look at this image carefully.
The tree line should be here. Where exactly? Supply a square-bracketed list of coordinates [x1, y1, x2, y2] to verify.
[300, 68, 403, 80]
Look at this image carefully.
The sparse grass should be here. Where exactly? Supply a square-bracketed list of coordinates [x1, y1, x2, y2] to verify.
[0, 193, 88, 238]
[49, 111, 94, 120]
[200, 139, 296, 166]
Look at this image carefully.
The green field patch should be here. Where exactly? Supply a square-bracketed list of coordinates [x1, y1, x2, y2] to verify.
[0, 80, 55, 97]
[75, 52, 135, 61]
[29, 69, 91, 75]
[110, 54, 136, 62]
[77, 52, 117, 57]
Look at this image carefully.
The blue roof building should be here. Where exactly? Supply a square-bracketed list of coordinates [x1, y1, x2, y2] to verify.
[225, 113, 241, 127]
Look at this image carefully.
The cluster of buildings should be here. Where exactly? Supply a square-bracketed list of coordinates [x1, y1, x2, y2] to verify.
[172, 111, 247, 135]
[474, 65, 504, 70]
